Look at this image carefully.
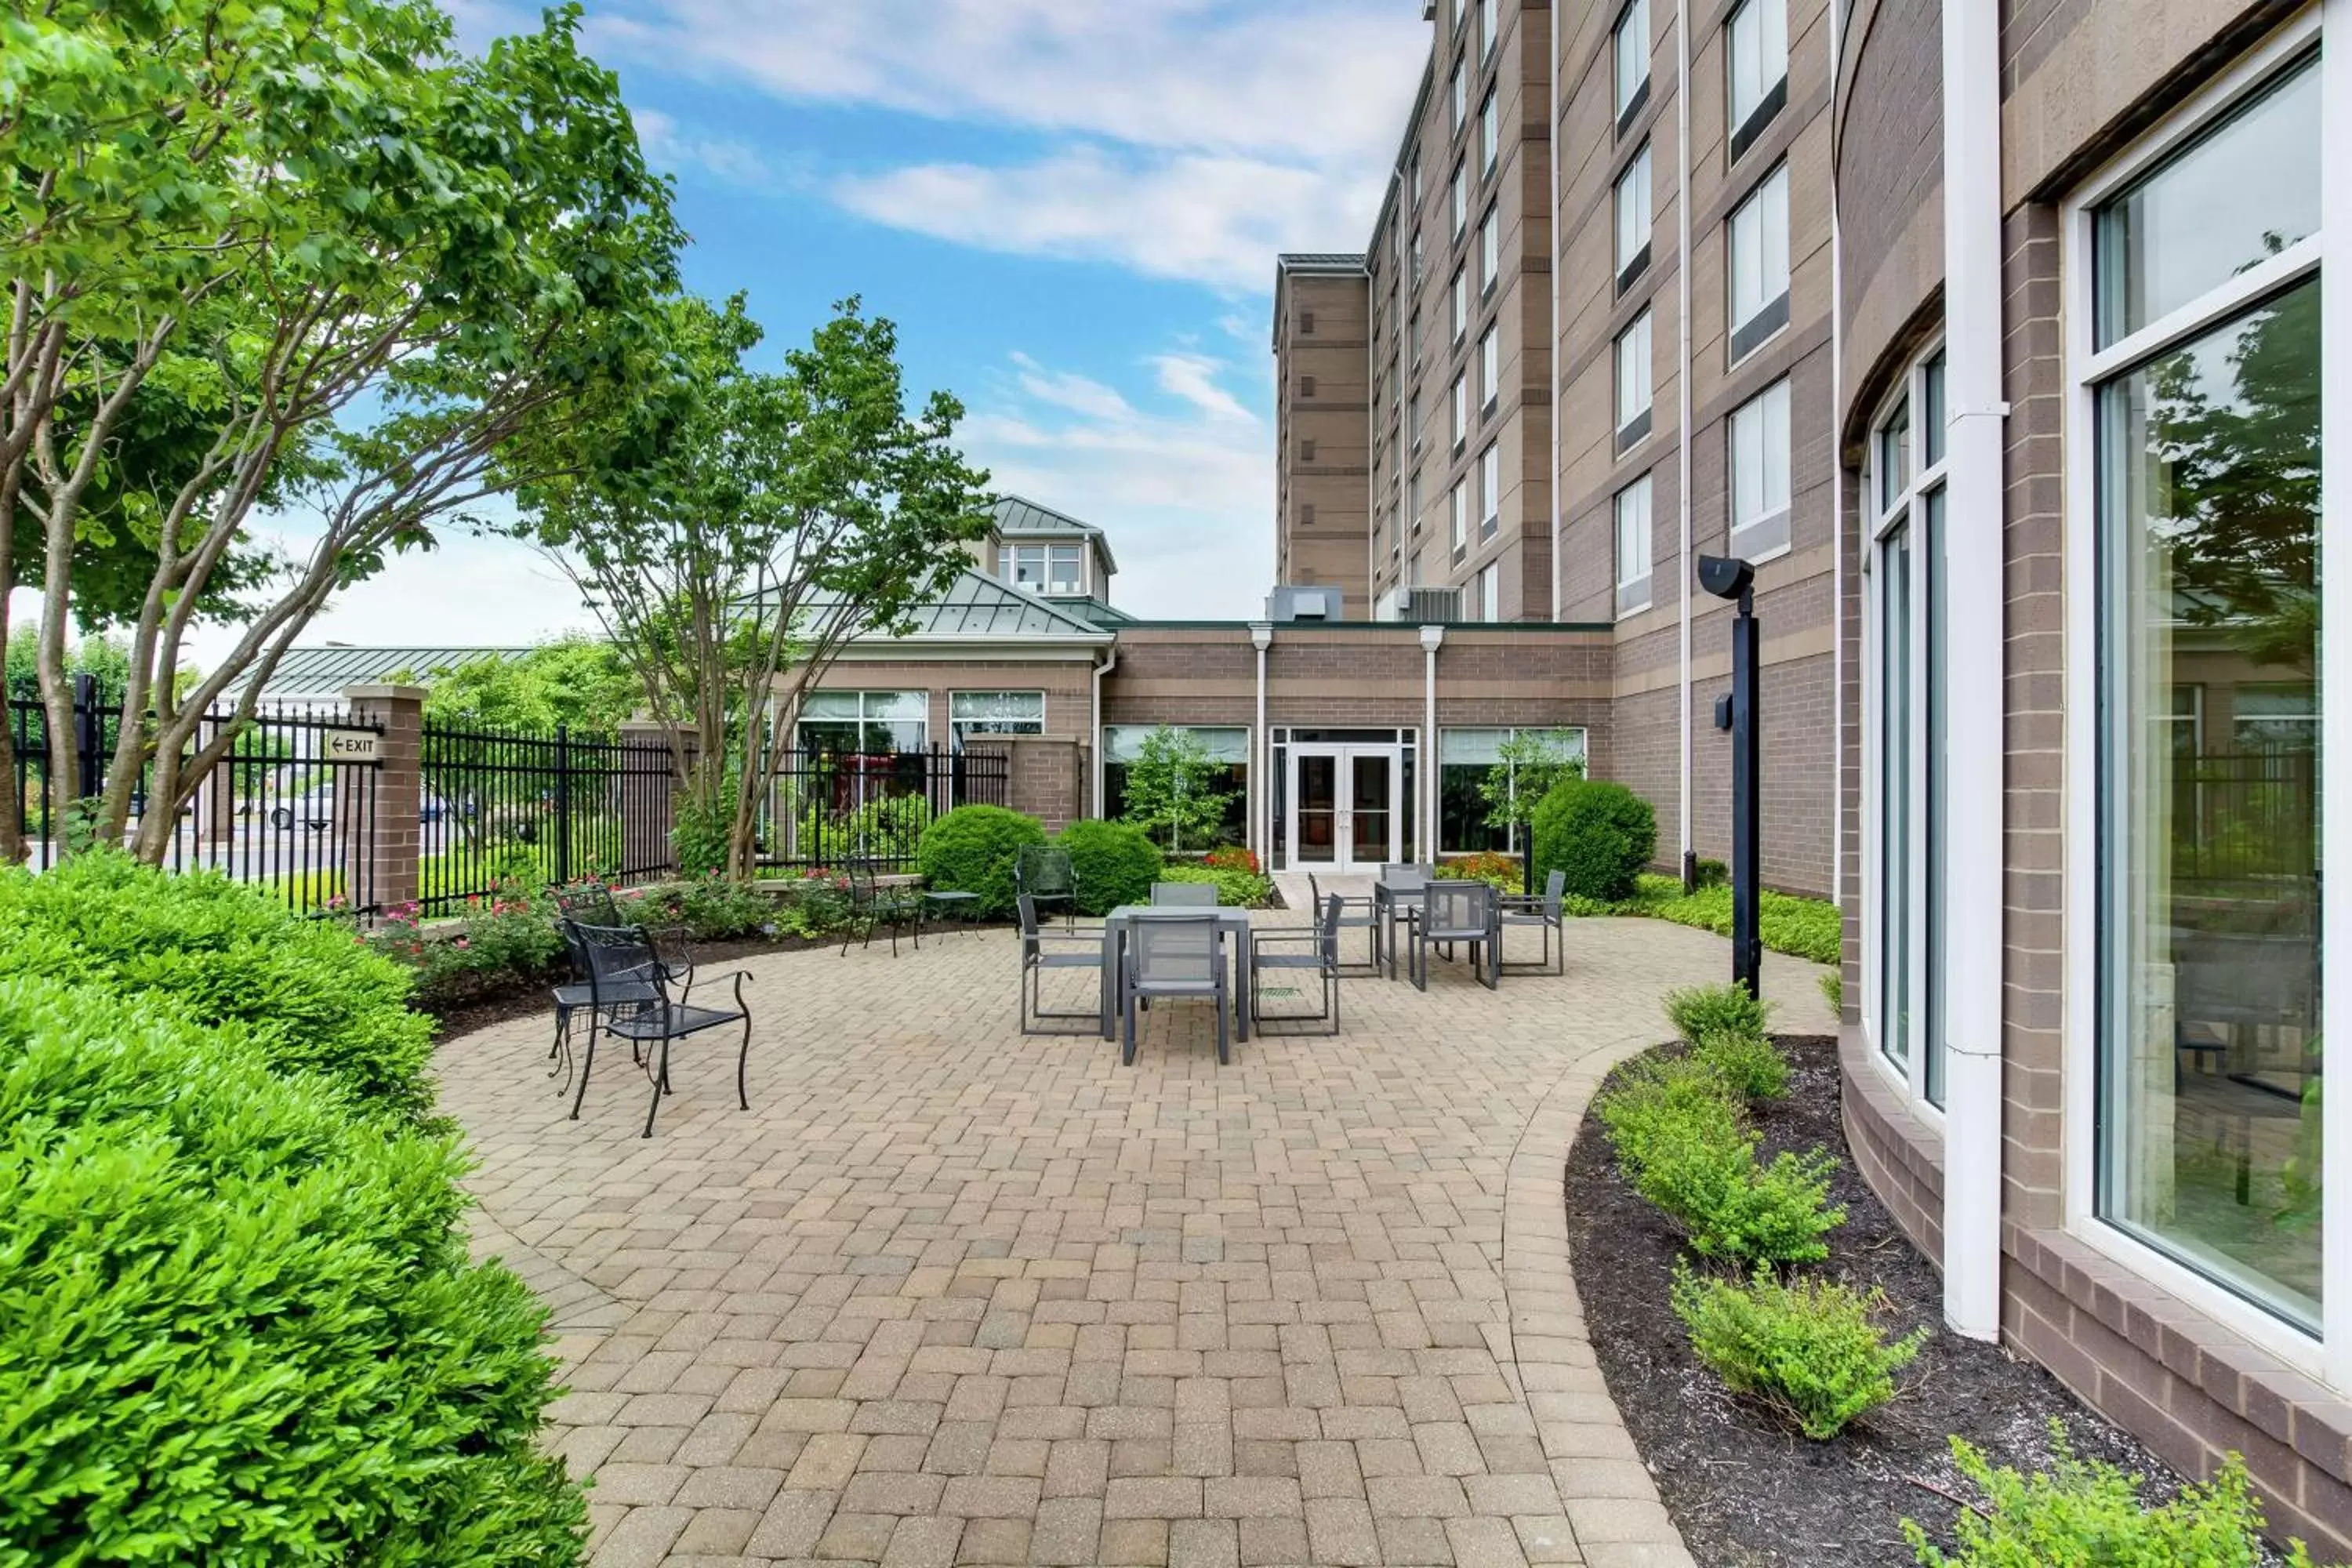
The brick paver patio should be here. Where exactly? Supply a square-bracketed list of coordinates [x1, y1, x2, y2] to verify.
[437, 911, 1834, 1568]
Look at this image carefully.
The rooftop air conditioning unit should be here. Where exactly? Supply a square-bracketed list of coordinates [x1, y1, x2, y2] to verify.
[1265, 586, 1338, 622]
[1401, 586, 1461, 623]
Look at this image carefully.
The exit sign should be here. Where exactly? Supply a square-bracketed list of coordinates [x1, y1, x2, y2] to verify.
[321, 728, 382, 764]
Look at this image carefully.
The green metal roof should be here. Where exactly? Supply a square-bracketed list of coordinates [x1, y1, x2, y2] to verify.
[989, 494, 1118, 574]
[854, 568, 1115, 644]
[228, 644, 533, 699]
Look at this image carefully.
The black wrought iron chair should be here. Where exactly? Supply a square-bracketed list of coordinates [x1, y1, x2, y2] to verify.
[548, 889, 688, 1067]
[1410, 879, 1500, 992]
[1014, 845, 1080, 930]
[566, 920, 752, 1138]
[1018, 893, 1109, 1036]
[1499, 869, 1569, 976]
[1150, 880, 1219, 907]
[842, 858, 923, 956]
[1120, 913, 1229, 1065]
[1252, 895, 1345, 1034]
[1307, 871, 1379, 972]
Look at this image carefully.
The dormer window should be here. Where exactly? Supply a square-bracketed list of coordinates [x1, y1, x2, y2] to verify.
[1005, 543, 1083, 595]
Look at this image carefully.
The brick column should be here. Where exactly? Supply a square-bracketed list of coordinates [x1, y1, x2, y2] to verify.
[342, 684, 424, 913]
[617, 720, 690, 877]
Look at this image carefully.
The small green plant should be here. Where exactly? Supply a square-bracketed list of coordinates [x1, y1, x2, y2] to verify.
[670, 796, 733, 878]
[1530, 776, 1657, 902]
[1692, 856, 1730, 887]
[1156, 862, 1272, 907]
[1598, 1056, 1846, 1264]
[1692, 1028, 1791, 1102]
[1054, 818, 1166, 914]
[915, 804, 1047, 919]
[1904, 1422, 2339, 1566]
[1663, 981, 1773, 1044]
[1820, 967, 1846, 1016]
[1672, 1262, 1926, 1439]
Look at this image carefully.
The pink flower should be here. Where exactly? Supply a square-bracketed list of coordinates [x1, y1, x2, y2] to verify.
[454, 938, 470, 949]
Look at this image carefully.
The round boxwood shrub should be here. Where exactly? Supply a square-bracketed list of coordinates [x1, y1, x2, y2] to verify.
[915, 804, 1047, 918]
[0, 853, 434, 1116]
[0, 972, 586, 1564]
[1054, 818, 1165, 916]
[1531, 776, 1657, 902]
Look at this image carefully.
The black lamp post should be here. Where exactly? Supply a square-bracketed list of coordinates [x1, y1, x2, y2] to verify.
[1698, 554, 1762, 997]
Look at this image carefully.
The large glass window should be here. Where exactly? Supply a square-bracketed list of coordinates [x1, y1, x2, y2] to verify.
[2090, 51, 2321, 1330]
[1480, 207, 1500, 291]
[1481, 89, 1499, 173]
[1479, 325, 1499, 409]
[1615, 309, 1653, 449]
[800, 689, 928, 756]
[1480, 442, 1501, 538]
[1613, 0, 1650, 130]
[1615, 143, 1653, 290]
[1616, 474, 1653, 615]
[1728, 164, 1791, 361]
[1729, 377, 1791, 555]
[1453, 267, 1468, 341]
[1451, 479, 1468, 562]
[949, 691, 1044, 748]
[1451, 373, 1468, 449]
[1726, 0, 1788, 158]
[1005, 543, 1083, 595]
[1452, 164, 1468, 238]
[1103, 725, 1250, 845]
[1440, 727, 1588, 853]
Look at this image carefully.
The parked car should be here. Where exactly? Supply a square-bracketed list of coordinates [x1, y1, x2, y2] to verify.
[268, 786, 452, 829]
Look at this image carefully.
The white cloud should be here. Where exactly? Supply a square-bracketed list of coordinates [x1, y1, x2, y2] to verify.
[1007, 352, 1138, 423]
[1151, 352, 1255, 423]
[632, 106, 771, 186]
[835, 146, 1382, 292]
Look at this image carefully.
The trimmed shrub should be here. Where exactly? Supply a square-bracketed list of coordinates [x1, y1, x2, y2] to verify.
[0, 971, 586, 1563]
[1663, 981, 1773, 1044]
[1530, 777, 1657, 902]
[1672, 1262, 1926, 1439]
[916, 805, 1047, 918]
[1054, 818, 1166, 916]
[1692, 1028, 1791, 1102]
[0, 854, 433, 1115]
[1439, 850, 1523, 892]
[1157, 862, 1273, 908]
[1904, 1423, 2341, 1566]
[1598, 1056, 1846, 1264]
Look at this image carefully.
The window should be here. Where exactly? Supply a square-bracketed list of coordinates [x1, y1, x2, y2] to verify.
[1300, 310, 1316, 335]
[949, 691, 1044, 748]
[1410, 309, 1423, 366]
[1451, 60, 1467, 132]
[1479, 207, 1500, 292]
[1439, 726, 1588, 853]
[1452, 267, 1468, 341]
[1480, 0, 1497, 58]
[1004, 543, 1084, 595]
[1411, 154, 1423, 210]
[1300, 438, 1317, 462]
[1612, 0, 1650, 132]
[1479, 561, 1501, 622]
[1614, 143, 1652, 290]
[1614, 474, 1653, 615]
[1480, 89, 1499, 173]
[1478, 325, 1499, 409]
[1412, 230, 1425, 286]
[1726, 0, 1788, 160]
[1301, 374, 1318, 397]
[1450, 374, 1467, 449]
[1407, 466, 1422, 527]
[1408, 390, 1422, 453]
[1102, 726, 1250, 843]
[1613, 309, 1653, 449]
[799, 690, 927, 755]
[1452, 164, 1467, 238]
[1450, 480, 1468, 561]
[1300, 503, 1317, 526]
[2085, 49, 2324, 1332]
[1728, 378, 1791, 556]
[1479, 442, 1501, 538]
[1727, 163, 1791, 360]
[1864, 348, 1947, 1114]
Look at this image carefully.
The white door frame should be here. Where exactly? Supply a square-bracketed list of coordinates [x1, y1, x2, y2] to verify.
[1288, 744, 1403, 874]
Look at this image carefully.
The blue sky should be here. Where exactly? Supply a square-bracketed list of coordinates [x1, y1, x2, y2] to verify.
[175, 0, 1430, 666]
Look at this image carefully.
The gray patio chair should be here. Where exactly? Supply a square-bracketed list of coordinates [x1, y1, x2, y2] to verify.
[1121, 912, 1230, 1065]
[1252, 894, 1345, 1033]
[568, 920, 751, 1138]
[1151, 880, 1219, 907]
[1014, 844, 1080, 929]
[842, 858, 922, 956]
[1410, 879, 1500, 992]
[1018, 893, 1109, 1036]
[1499, 869, 1568, 975]
[1308, 872, 1379, 971]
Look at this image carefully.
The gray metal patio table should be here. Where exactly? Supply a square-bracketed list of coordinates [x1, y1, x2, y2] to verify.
[1372, 868, 1431, 980]
[1101, 904, 1254, 1042]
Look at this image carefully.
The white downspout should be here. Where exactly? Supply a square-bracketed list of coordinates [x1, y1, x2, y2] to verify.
[1827, 0, 1846, 922]
[1250, 622, 1273, 858]
[1547, 0, 1563, 621]
[1940, 0, 2006, 1344]
[1421, 622, 1445, 858]
[1091, 644, 1118, 819]
[1675, 0, 1695, 876]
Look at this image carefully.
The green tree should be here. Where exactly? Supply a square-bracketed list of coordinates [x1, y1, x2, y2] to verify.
[2, 0, 684, 864]
[508, 295, 994, 880]
[410, 640, 641, 741]
[1479, 728, 1587, 848]
[1120, 727, 1236, 854]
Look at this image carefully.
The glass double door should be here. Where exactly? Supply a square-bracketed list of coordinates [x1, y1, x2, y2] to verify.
[1291, 746, 1400, 874]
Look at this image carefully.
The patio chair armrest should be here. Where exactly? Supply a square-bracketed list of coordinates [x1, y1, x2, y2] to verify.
[1250, 929, 1326, 952]
[1031, 933, 1107, 955]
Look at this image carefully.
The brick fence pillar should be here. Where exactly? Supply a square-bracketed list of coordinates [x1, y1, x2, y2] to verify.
[996, 735, 1087, 833]
[617, 720, 691, 878]
[341, 684, 424, 913]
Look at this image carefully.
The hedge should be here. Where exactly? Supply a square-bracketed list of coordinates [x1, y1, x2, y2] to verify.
[0, 853, 433, 1115]
[1054, 818, 1165, 915]
[915, 805, 1047, 919]
[1530, 777, 1657, 902]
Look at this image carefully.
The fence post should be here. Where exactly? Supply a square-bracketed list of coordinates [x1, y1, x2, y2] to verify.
[341, 684, 423, 913]
[71, 673, 101, 804]
[617, 720, 688, 878]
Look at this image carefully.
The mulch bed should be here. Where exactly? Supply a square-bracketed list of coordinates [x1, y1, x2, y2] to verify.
[1564, 1033, 2256, 1566]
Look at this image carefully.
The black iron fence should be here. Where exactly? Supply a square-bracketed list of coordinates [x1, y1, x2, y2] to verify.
[8, 677, 384, 916]
[2172, 744, 2318, 884]
[416, 720, 677, 916]
[762, 744, 1011, 874]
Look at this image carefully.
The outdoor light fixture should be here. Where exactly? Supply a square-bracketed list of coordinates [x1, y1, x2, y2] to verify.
[1698, 554, 1762, 997]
